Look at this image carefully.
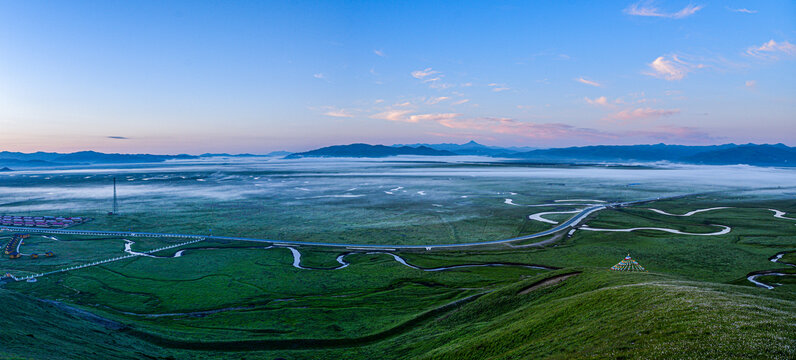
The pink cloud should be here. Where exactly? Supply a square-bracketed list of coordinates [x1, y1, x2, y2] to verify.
[585, 96, 610, 107]
[407, 113, 461, 123]
[426, 96, 450, 105]
[411, 68, 439, 79]
[645, 55, 703, 80]
[607, 107, 680, 121]
[435, 117, 612, 140]
[322, 108, 354, 118]
[370, 109, 413, 122]
[575, 77, 601, 87]
[746, 40, 796, 60]
[451, 99, 470, 105]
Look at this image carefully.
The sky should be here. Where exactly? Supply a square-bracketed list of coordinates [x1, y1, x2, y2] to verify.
[1, 1, 794, 154]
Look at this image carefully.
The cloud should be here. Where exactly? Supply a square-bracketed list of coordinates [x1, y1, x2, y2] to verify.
[645, 55, 702, 80]
[607, 107, 680, 121]
[624, 1, 704, 19]
[374, 49, 386, 57]
[107, 136, 129, 140]
[745, 80, 757, 88]
[428, 81, 454, 89]
[313, 73, 327, 80]
[576, 77, 602, 87]
[451, 99, 470, 105]
[411, 68, 440, 79]
[585, 96, 610, 107]
[728, 8, 756, 14]
[434, 117, 612, 140]
[670, 4, 704, 18]
[371, 109, 712, 144]
[411, 67, 454, 89]
[427, 96, 450, 105]
[745, 40, 796, 60]
[407, 113, 461, 123]
[322, 107, 355, 118]
[488, 83, 510, 92]
[370, 109, 414, 122]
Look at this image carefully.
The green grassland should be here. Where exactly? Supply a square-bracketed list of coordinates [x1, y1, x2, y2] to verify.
[3, 270, 793, 359]
[0, 162, 729, 246]
[1, 163, 795, 359]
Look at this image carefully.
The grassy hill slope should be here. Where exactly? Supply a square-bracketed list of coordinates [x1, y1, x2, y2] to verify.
[0, 288, 171, 360]
[406, 270, 794, 360]
[2, 269, 793, 359]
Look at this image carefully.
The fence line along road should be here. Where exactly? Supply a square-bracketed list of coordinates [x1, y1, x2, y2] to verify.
[11, 238, 205, 282]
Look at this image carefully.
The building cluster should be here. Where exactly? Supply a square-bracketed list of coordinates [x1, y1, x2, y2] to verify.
[2, 234, 54, 260]
[3, 234, 29, 259]
[1, 215, 88, 228]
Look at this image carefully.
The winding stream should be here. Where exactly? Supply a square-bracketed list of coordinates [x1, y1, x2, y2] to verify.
[284, 247, 555, 271]
[528, 210, 582, 225]
[579, 224, 731, 236]
[647, 207, 731, 216]
[747, 251, 795, 290]
[769, 209, 796, 221]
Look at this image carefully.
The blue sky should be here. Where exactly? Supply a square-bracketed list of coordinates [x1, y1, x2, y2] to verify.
[0, 1, 794, 153]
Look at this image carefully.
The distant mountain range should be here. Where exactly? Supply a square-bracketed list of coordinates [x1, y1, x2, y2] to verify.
[0, 150, 295, 169]
[391, 140, 536, 156]
[286, 144, 455, 158]
[505, 143, 796, 166]
[199, 151, 291, 158]
[2, 142, 794, 168]
[0, 151, 198, 168]
[283, 141, 796, 167]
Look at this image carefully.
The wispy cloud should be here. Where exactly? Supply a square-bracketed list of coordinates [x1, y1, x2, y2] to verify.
[645, 55, 703, 80]
[370, 109, 414, 122]
[607, 107, 680, 121]
[371, 108, 710, 143]
[407, 113, 461, 123]
[411, 68, 440, 79]
[745, 40, 796, 60]
[411, 67, 454, 89]
[728, 7, 756, 14]
[374, 49, 386, 57]
[426, 96, 450, 105]
[624, 1, 704, 19]
[576, 77, 602, 87]
[488, 83, 510, 92]
[433, 117, 612, 140]
[313, 73, 327, 80]
[451, 99, 470, 105]
[107, 136, 129, 140]
[428, 81, 454, 89]
[745, 80, 757, 89]
[322, 107, 355, 118]
[585, 96, 610, 107]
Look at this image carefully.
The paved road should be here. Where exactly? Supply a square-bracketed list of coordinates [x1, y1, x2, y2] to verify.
[0, 195, 689, 250]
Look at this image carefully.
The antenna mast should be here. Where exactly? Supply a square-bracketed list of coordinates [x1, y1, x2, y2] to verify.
[112, 177, 118, 215]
